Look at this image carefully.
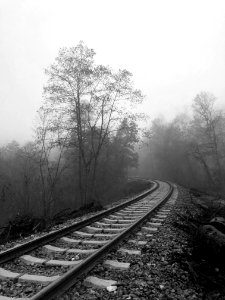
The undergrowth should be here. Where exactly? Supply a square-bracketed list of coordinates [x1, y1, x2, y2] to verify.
[0, 179, 152, 245]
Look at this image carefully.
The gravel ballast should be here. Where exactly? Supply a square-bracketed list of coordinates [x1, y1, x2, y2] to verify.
[56, 186, 211, 300]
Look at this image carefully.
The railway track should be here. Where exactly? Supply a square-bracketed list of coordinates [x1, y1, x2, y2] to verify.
[0, 180, 177, 300]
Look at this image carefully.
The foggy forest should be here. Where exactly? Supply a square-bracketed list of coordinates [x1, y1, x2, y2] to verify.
[0, 41, 225, 232]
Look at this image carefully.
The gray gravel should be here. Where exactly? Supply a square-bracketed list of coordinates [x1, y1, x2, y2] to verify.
[2, 258, 68, 275]
[57, 186, 207, 300]
[0, 279, 45, 298]
[70, 233, 113, 240]
[50, 239, 102, 250]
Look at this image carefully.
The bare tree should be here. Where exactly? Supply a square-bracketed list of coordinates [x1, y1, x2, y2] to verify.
[191, 92, 225, 193]
[42, 42, 143, 205]
[35, 108, 68, 222]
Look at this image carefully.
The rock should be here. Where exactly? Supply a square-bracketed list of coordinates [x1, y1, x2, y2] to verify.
[107, 285, 117, 292]
[210, 217, 225, 223]
[209, 217, 225, 234]
[24, 287, 33, 294]
[199, 224, 225, 259]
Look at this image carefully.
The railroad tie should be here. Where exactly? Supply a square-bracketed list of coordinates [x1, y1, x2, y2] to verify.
[141, 226, 158, 233]
[118, 248, 141, 255]
[84, 276, 117, 289]
[0, 296, 28, 300]
[128, 240, 147, 246]
[20, 255, 83, 266]
[0, 267, 60, 283]
[104, 260, 130, 270]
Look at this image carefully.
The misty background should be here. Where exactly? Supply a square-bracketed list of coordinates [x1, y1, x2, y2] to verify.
[1, 0, 225, 144]
[1, 0, 225, 231]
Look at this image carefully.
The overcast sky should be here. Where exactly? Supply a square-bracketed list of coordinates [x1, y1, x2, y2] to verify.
[1, 0, 225, 145]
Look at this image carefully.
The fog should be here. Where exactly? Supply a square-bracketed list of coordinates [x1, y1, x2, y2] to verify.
[1, 0, 225, 144]
[138, 92, 225, 197]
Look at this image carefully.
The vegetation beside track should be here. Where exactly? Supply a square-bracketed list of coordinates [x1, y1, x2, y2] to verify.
[0, 179, 152, 245]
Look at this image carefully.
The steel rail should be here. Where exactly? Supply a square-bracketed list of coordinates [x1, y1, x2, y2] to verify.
[31, 181, 173, 300]
[0, 181, 159, 264]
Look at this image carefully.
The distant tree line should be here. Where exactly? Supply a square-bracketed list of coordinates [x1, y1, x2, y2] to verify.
[0, 42, 143, 228]
[139, 92, 225, 196]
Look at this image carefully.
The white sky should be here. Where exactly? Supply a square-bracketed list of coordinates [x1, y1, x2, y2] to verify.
[0, 0, 225, 145]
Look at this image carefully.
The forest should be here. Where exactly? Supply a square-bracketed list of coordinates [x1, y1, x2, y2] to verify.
[0, 42, 225, 233]
[140, 91, 225, 196]
[0, 42, 143, 230]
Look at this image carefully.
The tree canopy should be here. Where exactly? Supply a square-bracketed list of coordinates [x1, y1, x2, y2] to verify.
[39, 42, 143, 204]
